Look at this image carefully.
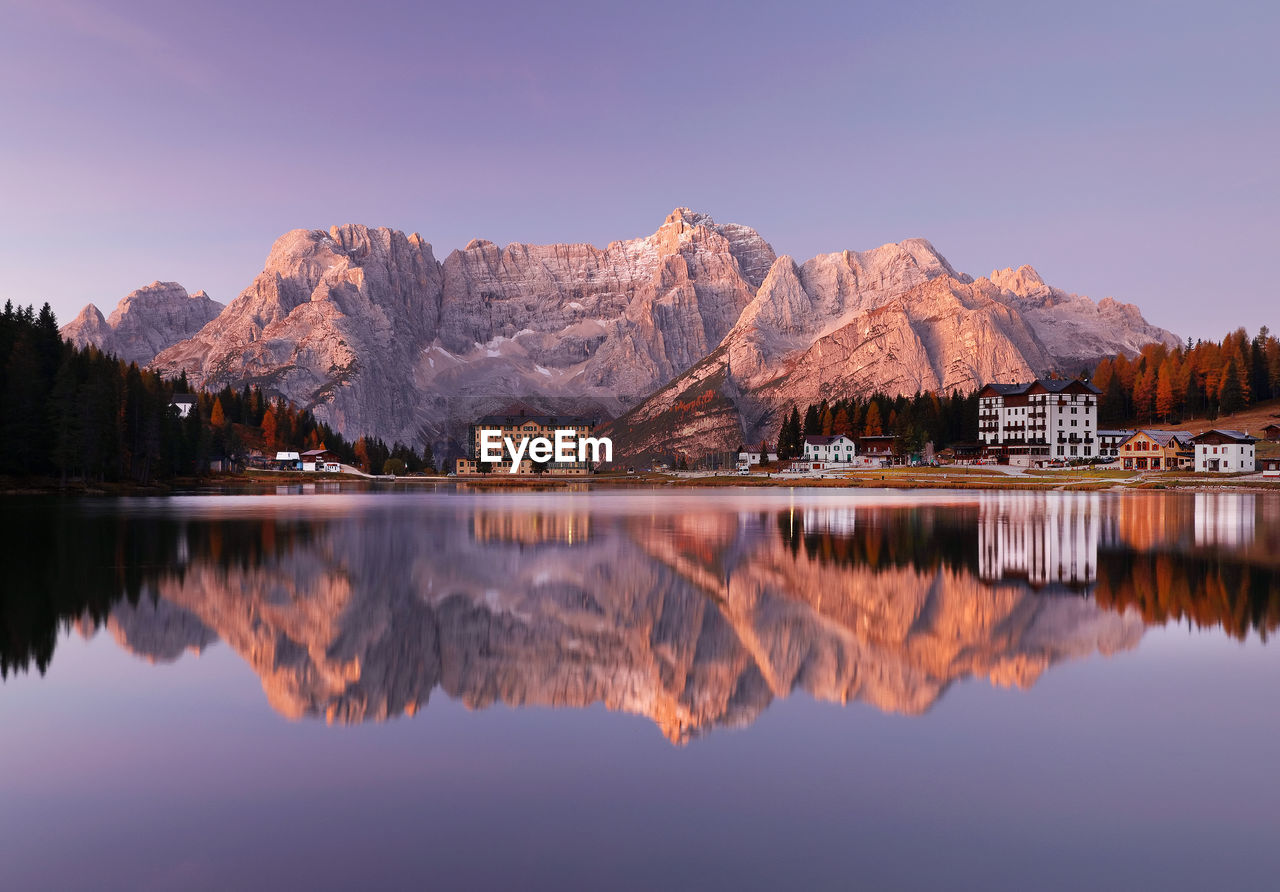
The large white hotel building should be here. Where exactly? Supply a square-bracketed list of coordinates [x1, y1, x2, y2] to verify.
[978, 378, 1101, 466]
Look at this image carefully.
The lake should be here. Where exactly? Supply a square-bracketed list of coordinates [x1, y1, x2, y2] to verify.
[2, 487, 1278, 891]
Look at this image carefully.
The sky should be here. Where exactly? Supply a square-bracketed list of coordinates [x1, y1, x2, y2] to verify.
[0, 0, 1275, 340]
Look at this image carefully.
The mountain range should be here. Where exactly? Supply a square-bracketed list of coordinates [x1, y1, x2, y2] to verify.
[60, 209, 1178, 458]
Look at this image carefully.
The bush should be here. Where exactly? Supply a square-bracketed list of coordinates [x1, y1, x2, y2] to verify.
[382, 458, 406, 476]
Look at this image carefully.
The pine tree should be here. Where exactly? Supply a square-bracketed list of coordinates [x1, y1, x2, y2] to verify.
[1219, 356, 1244, 416]
[48, 352, 82, 483]
[778, 406, 802, 458]
[802, 404, 821, 436]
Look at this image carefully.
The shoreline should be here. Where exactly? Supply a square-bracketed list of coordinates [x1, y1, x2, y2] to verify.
[5, 468, 1279, 496]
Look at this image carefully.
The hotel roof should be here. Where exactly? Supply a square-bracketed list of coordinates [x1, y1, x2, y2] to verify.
[474, 414, 595, 427]
[980, 378, 1101, 396]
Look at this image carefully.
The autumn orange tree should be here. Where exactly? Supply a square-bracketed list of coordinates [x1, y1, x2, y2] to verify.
[1092, 326, 1279, 424]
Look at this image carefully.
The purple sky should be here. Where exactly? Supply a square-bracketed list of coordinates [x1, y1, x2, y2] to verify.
[1, 0, 1275, 340]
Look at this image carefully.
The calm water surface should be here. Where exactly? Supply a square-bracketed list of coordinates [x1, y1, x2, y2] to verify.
[2, 487, 1278, 891]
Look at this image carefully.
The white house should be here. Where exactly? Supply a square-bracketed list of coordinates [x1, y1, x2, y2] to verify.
[170, 394, 196, 418]
[978, 378, 1101, 466]
[274, 451, 302, 469]
[803, 435, 857, 465]
[1191, 430, 1256, 473]
[736, 450, 779, 469]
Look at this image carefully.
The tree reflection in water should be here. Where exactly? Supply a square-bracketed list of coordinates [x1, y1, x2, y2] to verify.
[1, 491, 1276, 737]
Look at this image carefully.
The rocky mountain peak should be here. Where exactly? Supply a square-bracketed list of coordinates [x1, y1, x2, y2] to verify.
[69, 302, 107, 327]
[649, 207, 775, 287]
[664, 206, 708, 227]
[61, 281, 223, 366]
[990, 264, 1049, 297]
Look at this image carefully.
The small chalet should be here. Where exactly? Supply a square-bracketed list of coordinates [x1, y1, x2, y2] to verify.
[170, 394, 196, 418]
[1118, 430, 1192, 471]
[1258, 442, 1280, 478]
[1261, 423, 1280, 442]
[301, 448, 340, 471]
[736, 450, 779, 469]
[274, 451, 302, 470]
[1191, 429, 1257, 473]
[857, 435, 898, 465]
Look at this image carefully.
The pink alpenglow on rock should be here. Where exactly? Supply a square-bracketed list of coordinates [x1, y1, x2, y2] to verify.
[59, 210, 1177, 459]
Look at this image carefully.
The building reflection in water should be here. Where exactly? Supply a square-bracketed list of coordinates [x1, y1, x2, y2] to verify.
[978, 492, 1099, 588]
[470, 510, 590, 546]
[1193, 492, 1256, 548]
[799, 506, 858, 535]
[6, 490, 1279, 741]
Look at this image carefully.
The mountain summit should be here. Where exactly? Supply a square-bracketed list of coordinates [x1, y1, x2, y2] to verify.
[61, 281, 223, 367]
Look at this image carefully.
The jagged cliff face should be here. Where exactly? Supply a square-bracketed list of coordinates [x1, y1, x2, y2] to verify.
[143, 210, 771, 448]
[62, 211, 1176, 455]
[987, 264, 1181, 366]
[104, 499, 1143, 741]
[59, 281, 223, 367]
[607, 243, 1180, 456]
[151, 226, 446, 444]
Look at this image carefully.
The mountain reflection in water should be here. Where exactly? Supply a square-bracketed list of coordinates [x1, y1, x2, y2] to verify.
[2, 490, 1277, 741]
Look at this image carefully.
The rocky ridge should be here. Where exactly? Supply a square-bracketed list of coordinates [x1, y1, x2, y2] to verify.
[60, 281, 223, 367]
[60, 211, 1177, 457]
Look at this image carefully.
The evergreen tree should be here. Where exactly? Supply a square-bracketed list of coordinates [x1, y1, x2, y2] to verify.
[1219, 356, 1244, 416]
[802, 404, 821, 436]
[777, 406, 803, 458]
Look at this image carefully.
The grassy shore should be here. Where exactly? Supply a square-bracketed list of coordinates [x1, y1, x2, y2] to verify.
[5, 465, 1279, 495]
[630, 465, 1280, 492]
